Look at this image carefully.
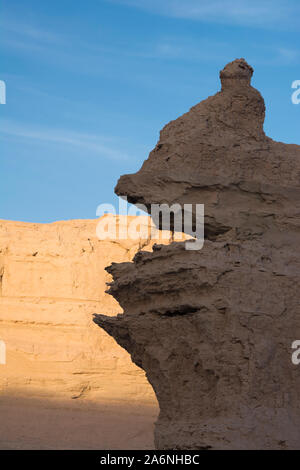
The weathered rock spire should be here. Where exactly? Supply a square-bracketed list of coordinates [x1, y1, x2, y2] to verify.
[220, 57, 253, 89]
[94, 59, 300, 449]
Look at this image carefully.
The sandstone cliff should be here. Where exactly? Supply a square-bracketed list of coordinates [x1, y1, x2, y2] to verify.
[0, 216, 186, 449]
[94, 59, 300, 449]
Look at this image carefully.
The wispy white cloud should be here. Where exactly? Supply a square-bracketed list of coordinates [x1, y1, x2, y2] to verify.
[107, 0, 299, 29]
[145, 37, 235, 62]
[2, 18, 65, 45]
[277, 47, 299, 64]
[1, 8, 298, 95]
[116, 35, 300, 67]
[1, 15, 70, 58]
[0, 120, 130, 161]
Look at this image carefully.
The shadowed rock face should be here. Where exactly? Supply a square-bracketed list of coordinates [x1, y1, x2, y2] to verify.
[94, 59, 300, 449]
[115, 58, 300, 240]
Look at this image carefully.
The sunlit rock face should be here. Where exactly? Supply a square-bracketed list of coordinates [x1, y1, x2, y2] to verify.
[0, 216, 190, 449]
[94, 59, 300, 450]
[0, 217, 159, 404]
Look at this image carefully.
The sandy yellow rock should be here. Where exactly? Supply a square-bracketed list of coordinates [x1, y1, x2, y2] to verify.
[0, 215, 188, 449]
[0, 215, 181, 402]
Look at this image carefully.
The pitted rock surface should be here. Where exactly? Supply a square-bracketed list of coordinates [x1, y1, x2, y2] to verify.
[94, 59, 300, 450]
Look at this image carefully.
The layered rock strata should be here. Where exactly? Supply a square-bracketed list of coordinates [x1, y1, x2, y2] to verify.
[0, 216, 182, 404]
[94, 59, 300, 449]
[2, 216, 187, 449]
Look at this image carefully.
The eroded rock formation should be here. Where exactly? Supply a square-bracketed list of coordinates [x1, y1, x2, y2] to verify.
[94, 59, 300, 449]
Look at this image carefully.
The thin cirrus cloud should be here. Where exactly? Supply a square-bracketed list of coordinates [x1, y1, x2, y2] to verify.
[1, 17, 69, 56]
[2, 13, 298, 68]
[0, 120, 130, 161]
[4, 23, 297, 69]
[2, 17, 65, 45]
[107, 0, 299, 29]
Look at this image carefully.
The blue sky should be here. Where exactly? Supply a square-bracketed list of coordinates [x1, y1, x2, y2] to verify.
[1, 0, 299, 222]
